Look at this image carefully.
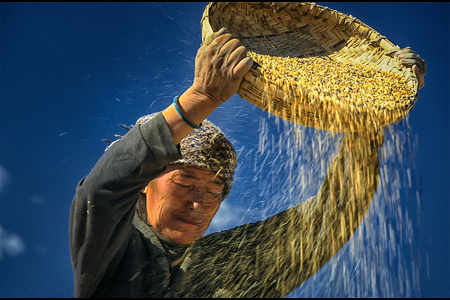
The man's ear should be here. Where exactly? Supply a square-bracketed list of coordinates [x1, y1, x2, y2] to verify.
[143, 183, 150, 194]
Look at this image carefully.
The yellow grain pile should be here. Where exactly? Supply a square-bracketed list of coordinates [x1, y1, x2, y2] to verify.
[248, 51, 415, 111]
[246, 50, 416, 132]
[202, 2, 420, 132]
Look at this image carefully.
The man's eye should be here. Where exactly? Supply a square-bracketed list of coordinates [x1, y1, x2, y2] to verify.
[176, 183, 192, 188]
[208, 191, 222, 199]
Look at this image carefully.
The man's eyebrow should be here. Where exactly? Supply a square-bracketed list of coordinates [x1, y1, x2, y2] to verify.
[179, 171, 224, 186]
[210, 179, 224, 186]
[178, 171, 198, 179]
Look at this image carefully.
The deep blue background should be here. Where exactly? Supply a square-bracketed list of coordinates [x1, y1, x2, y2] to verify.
[1, 2, 449, 297]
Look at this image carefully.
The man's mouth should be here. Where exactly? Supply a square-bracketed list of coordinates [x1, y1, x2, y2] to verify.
[175, 216, 203, 226]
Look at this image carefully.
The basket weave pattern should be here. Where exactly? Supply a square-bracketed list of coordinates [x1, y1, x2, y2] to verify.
[201, 2, 418, 132]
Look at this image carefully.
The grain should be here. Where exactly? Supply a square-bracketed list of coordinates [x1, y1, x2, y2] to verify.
[248, 51, 415, 112]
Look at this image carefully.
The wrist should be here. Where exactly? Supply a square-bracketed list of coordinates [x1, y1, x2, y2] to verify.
[173, 96, 202, 129]
[183, 85, 222, 111]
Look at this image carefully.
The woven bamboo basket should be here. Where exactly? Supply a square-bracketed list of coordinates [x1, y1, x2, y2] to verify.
[201, 2, 419, 132]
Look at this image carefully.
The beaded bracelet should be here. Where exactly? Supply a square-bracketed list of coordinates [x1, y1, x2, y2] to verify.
[173, 96, 202, 129]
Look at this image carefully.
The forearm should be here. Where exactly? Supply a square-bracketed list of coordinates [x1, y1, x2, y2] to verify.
[162, 86, 220, 145]
[162, 27, 253, 145]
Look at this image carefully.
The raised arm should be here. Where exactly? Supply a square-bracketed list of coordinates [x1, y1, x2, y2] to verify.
[69, 27, 252, 297]
[162, 27, 253, 144]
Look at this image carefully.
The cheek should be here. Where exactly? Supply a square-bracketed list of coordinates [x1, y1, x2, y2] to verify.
[146, 188, 168, 226]
[204, 204, 221, 223]
[155, 201, 172, 230]
[147, 191, 184, 230]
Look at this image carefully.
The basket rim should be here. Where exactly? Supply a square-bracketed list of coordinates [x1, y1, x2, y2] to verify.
[202, 2, 397, 51]
[201, 2, 419, 132]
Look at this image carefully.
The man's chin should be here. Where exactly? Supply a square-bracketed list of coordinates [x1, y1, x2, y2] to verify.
[164, 226, 204, 244]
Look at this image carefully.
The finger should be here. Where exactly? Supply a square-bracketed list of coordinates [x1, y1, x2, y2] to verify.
[215, 37, 252, 79]
[410, 60, 426, 76]
[205, 28, 228, 45]
[398, 52, 421, 60]
[396, 46, 413, 54]
[233, 56, 254, 79]
[399, 52, 425, 63]
[396, 47, 422, 61]
[226, 44, 247, 63]
[400, 57, 424, 69]
[396, 49, 426, 72]
[400, 56, 426, 84]
[396, 46, 423, 58]
[398, 53, 424, 64]
[395, 49, 427, 89]
[203, 27, 229, 46]
[209, 33, 235, 57]
[217, 37, 242, 58]
[412, 65, 425, 89]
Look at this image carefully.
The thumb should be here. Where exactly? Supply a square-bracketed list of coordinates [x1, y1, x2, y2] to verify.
[203, 27, 229, 46]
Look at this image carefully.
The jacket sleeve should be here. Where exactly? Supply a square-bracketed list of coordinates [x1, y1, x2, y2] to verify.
[69, 113, 181, 297]
[184, 133, 381, 298]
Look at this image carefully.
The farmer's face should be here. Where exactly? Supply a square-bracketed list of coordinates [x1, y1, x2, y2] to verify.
[144, 164, 224, 244]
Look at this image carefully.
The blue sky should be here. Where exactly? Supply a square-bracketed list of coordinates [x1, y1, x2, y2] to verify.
[1, 2, 449, 297]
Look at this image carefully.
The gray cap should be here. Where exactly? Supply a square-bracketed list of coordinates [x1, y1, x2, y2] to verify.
[136, 113, 237, 200]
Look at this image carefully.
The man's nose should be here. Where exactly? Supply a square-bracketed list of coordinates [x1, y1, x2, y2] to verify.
[186, 189, 204, 208]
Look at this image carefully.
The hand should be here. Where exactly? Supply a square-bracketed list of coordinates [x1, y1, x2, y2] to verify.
[395, 47, 426, 89]
[191, 27, 253, 105]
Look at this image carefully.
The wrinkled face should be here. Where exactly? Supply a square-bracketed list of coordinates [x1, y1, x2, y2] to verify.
[144, 164, 224, 244]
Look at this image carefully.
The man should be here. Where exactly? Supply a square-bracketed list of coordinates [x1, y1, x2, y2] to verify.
[69, 28, 426, 297]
